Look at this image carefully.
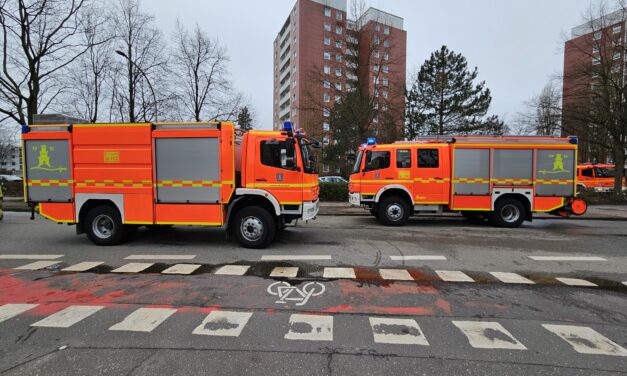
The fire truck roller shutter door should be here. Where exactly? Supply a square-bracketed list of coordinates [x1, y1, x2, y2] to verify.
[535, 150, 576, 197]
[24, 139, 72, 202]
[453, 149, 490, 195]
[155, 138, 221, 204]
[492, 149, 533, 186]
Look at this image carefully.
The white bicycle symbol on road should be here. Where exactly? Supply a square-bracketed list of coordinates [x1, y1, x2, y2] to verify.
[267, 281, 325, 306]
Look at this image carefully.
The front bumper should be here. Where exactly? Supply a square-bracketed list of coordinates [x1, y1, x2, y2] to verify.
[349, 192, 360, 206]
[302, 199, 319, 221]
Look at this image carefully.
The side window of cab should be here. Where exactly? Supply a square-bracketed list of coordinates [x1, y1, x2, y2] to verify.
[580, 168, 593, 178]
[364, 150, 390, 171]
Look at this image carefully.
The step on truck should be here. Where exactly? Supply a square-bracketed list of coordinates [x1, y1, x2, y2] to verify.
[348, 136, 587, 227]
[21, 119, 319, 248]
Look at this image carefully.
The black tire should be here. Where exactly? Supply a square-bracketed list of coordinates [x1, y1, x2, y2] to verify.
[233, 206, 276, 249]
[84, 205, 126, 246]
[370, 207, 379, 218]
[377, 196, 410, 226]
[490, 198, 525, 228]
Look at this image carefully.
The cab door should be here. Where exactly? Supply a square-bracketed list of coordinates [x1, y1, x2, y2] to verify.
[360, 148, 392, 196]
[413, 146, 449, 204]
[254, 137, 303, 205]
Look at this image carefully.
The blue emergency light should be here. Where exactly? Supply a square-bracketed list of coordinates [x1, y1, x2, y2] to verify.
[367, 137, 376, 145]
[568, 136, 578, 144]
[282, 121, 293, 132]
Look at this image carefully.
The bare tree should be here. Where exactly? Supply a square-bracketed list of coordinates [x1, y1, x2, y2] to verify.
[516, 81, 562, 136]
[111, 0, 169, 122]
[562, 0, 627, 194]
[0, 126, 17, 170]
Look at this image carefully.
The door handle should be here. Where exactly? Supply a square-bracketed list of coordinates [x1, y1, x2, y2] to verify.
[385, 177, 393, 180]
[256, 178, 267, 182]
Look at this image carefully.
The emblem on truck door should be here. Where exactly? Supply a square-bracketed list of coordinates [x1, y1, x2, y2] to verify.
[276, 173, 284, 182]
[30, 145, 67, 173]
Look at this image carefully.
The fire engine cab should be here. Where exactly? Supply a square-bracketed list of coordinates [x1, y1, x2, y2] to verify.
[577, 163, 626, 192]
[21, 120, 319, 248]
[349, 136, 587, 227]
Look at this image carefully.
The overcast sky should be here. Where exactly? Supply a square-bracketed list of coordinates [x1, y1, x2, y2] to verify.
[148, 0, 595, 129]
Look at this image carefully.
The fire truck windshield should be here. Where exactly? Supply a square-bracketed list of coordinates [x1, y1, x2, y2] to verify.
[351, 150, 364, 174]
[595, 167, 615, 178]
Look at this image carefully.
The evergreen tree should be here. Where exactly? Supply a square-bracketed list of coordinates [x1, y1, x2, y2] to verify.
[237, 106, 253, 131]
[406, 45, 504, 137]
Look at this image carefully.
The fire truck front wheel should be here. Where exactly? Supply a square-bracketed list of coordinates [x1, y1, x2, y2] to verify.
[491, 198, 526, 228]
[84, 205, 127, 246]
[233, 206, 276, 249]
[377, 196, 410, 226]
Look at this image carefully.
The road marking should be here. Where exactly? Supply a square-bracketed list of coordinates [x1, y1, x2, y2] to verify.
[161, 264, 201, 275]
[542, 324, 627, 356]
[214, 265, 250, 276]
[323, 267, 356, 279]
[379, 269, 414, 281]
[261, 255, 332, 261]
[389, 255, 447, 261]
[0, 304, 38, 323]
[31, 305, 104, 328]
[111, 263, 154, 273]
[436, 270, 475, 283]
[528, 256, 607, 261]
[453, 321, 527, 350]
[270, 266, 298, 278]
[61, 262, 103, 272]
[555, 278, 597, 287]
[124, 254, 196, 260]
[489, 272, 535, 284]
[14, 261, 60, 270]
[0, 254, 63, 260]
[109, 308, 177, 332]
[369, 317, 429, 345]
[192, 311, 252, 337]
[268, 281, 325, 306]
[623, 282, 627, 286]
[285, 314, 333, 341]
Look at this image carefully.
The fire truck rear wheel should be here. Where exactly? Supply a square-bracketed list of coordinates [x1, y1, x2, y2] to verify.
[234, 206, 276, 249]
[491, 198, 525, 228]
[84, 205, 126, 246]
[378, 196, 409, 226]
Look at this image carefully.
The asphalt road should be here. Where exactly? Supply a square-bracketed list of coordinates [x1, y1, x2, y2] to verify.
[0, 211, 626, 375]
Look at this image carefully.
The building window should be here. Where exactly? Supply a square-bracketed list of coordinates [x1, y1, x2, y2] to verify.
[323, 108, 330, 117]
[324, 37, 331, 45]
[382, 78, 388, 86]
[324, 52, 331, 60]
[335, 95, 341, 102]
[373, 76, 379, 84]
[323, 164, 330, 173]
[322, 136, 330, 145]
[374, 36, 380, 45]
[324, 7, 331, 17]
[382, 65, 389, 73]
[592, 57, 600, 65]
[324, 65, 331, 74]
[324, 22, 331, 32]
[336, 12, 342, 21]
[335, 82, 342, 90]
[292, 80, 297, 87]
[323, 122, 330, 131]
[374, 89, 379, 97]
[335, 68, 342, 77]
[614, 51, 621, 60]
[383, 40, 390, 47]
[373, 50, 380, 58]
[594, 31, 602, 40]
[335, 54, 342, 62]
[336, 26, 343, 34]
[384, 27, 390, 35]
[335, 40, 342, 48]
[384, 52, 389, 60]
[324, 80, 331, 88]
[613, 24, 622, 34]
[418, 149, 439, 168]
[382, 90, 388, 99]
[373, 117, 378, 123]
[374, 64, 380, 72]
[324, 93, 330, 102]
[375, 24, 380, 32]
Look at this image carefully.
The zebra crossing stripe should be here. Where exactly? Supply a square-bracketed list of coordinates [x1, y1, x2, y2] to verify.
[192, 311, 253, 337]
[323, 267, 356, 279]
[529, 256, 607, 261]
[31, 305, 104, 328]
[452, 321, 527, 350]
[61, 262, 104, 272]
[270, 267, 298, 278]
[125, 254, 196, 260]
[161, 264, 201, 275]
[379, 269, 413, 281]
[111, 263, 154, 273]
[542, 324, 627, 356]
[0, 254, 63, 260]
[213, 265, 250, 276]
[285, 314, 333, 341]
[555, 278, 597, 287]
[369, 317, 429, 345]
[0, 304, 38, 324]
[489, 272, 535, 284]
[436, 270, 475, 282]
[109, 308, 177, 332]
[389, 255, 447, 261]
[14, 261, 60, 270]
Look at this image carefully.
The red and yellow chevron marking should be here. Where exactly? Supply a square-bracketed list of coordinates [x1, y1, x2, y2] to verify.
[75, 180, 152, 188]
[453, 178, 490, 184]
[536, 179, 574, 185]
[414, 177, 451, 183]
[491, 178, 533, 185]
[27, 179, 73, 187]
[155, 180, 234, 188]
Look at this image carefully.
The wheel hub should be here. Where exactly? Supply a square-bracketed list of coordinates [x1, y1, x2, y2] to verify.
[92, 214, 115, 239]
[501, 204, 520, 223]
[386, 204, 403, 221]
[241, 216, 264, 242]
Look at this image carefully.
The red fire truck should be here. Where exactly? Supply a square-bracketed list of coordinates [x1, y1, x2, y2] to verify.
[349, 136, 587, 227]
[22, 120, 319, 248]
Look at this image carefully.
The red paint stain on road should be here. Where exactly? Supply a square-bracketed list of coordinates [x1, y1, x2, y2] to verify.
[339, 279, 437, 298]
[320, 304, 434, 316]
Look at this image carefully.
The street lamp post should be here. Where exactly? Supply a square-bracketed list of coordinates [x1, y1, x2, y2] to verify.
[115, 50, 159, 122]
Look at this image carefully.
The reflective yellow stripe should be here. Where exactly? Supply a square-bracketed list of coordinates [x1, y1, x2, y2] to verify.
[491, 178, 533, 184]
[76, 180, 152, 187]
[536, 179, 574, 185]
[453, 178, 490, 184]
[414, 178, 450, 183]
[248, 183, 319, 188]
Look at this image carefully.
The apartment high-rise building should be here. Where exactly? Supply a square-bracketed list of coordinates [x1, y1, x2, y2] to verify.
[563, 9, 626, 163]
[272, 0, 406, 154]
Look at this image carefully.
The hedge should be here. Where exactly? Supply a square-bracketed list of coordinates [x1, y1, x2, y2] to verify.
[0, 181, 23, 197]
[318, 182, 348, 202]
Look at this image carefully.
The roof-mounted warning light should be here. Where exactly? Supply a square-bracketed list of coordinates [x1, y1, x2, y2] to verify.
[282, 121, 294, 137]
[568, 136, 578, 144]
[367, 137, 376, 146]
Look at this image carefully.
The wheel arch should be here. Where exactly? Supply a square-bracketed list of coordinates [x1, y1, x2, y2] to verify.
[227, 190, 280, 233]
[76, 194, 124, 234]
[493, 193, 531, 221]
[374, 185, 414, 207]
